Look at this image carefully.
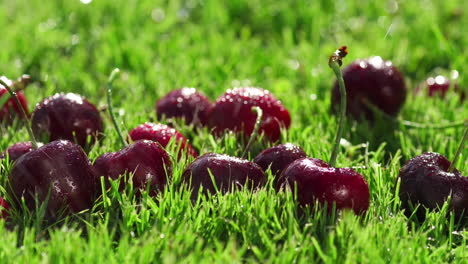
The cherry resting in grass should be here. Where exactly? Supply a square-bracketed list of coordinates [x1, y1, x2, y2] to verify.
[156, 87, 212, 126]
[398, 127, 468, 219]
[0, 75, 30, 123]
[331, 56, 406, 120]
[182, 106, 266, 196]
[31, 92, 103, 147]
[0, 196, 10, 219]
[10, 140, 96, 218]
[129, 122, 197, 159]
[1, 79, 96, 218]
[1, 141, 44, 163]
[254, 143, 307, 184]
[182, 153, 266, 196]
[280, 47, 370, 214]
[208, 87, 291, 142]
[93, 69, 172, 196]
[417, 74, 465, 100]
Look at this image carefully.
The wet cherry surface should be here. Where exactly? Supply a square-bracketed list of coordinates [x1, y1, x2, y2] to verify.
[94, 140, 172, 196]
[156, 87, 212, 126]
[331, 56, 407, 120]
[208, 87, 291, 142]
[182, 153, 266, 196]
[279, 158, 370, 214]
[1, 141, 44, 163]
[398, 152, 467, 218]
[129, 122, 198, 158]
[8, 140, 96, 218]
[254, 143, 307, 184]
[31, 93, 103, 148]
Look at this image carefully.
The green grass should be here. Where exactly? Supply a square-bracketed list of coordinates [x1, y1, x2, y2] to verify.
[0, 0, 467, 263]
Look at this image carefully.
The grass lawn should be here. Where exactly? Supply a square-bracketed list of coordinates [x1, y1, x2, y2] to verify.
[0, 0, 467, 263]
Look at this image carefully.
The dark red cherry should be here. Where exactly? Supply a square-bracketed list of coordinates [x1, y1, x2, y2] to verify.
[279, 158, 370, 214]
[8, 140, 96, 218]
[1, 141, 44, 162]
[93, 140, 172, 196]
[208, 87, 291, 142]
[182, 153, 266, 196]
[129, 122, 197, 158]
[254, 143, 307, 184]
[156, 88, 212, 126]
[425, 76, 451, 97]
[398, 152, 467, 218]
[31, 93, 103, 148]
[0, 196, 10, 219]
[331, 56, 407, 120]
[0, 77, 29, 123]
[417, 75, 465, 100]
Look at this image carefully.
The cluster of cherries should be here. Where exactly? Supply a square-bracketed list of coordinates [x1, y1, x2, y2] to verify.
[0, 48, 466, 222]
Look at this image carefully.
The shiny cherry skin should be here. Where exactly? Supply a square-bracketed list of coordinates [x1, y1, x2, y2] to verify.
[31, 93, 103, 148]
[279, 158, 370, 214]
[1, 141, 44, 163]
[8, 140, 96, 219]
[129, 122, 197, 158]
[254, 143, 307, 184]
[93, 140, 172, 196]
[398, 152, 467, 218]
[208, 87, 291, 142]
[331, 56, 407, 120]
[156, 88, 212, 126]
[182, 153, 266, 196]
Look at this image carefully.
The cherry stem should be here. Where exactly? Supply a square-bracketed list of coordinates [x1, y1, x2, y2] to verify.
[241, 106, 263, 159]
[329, 60, 346, 167]
[0, 79, 38, 149]
[0, 75, 31, 109]
[106, 68, 127, 148]
[363, 100, 466, 129]
[448, 125, 468, 173]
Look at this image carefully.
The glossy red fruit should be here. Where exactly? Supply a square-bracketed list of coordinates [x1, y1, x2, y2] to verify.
[0, 196, 10, 219]
[424, 76, 451, 97]
[129, 122, 197, 158]
[279, 158, 370, 214]
[1, 141, 44, 163]
[31, 93, 103, 148]
[94, 140, 172, 196]
[208, 87, 291, 142]
[254, 143, 307, 183]
[182, 153, 266, 196]
[8, 140, 96, 218]
[331, 56, 407, 120]
[156, 88, 212, 126]
[417, 75, 465, 100]
[0, 77, 29, 123]
[398, 152, 467, 218]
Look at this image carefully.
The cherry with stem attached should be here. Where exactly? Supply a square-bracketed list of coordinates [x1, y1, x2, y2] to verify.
[241, 106, 263, 159]
[279, 46, 370, 214]
[0, 79, 38, 148]
[2, 79, 96, 219]
[328, 46, 348, 167]
[0, 75, 31, 111]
